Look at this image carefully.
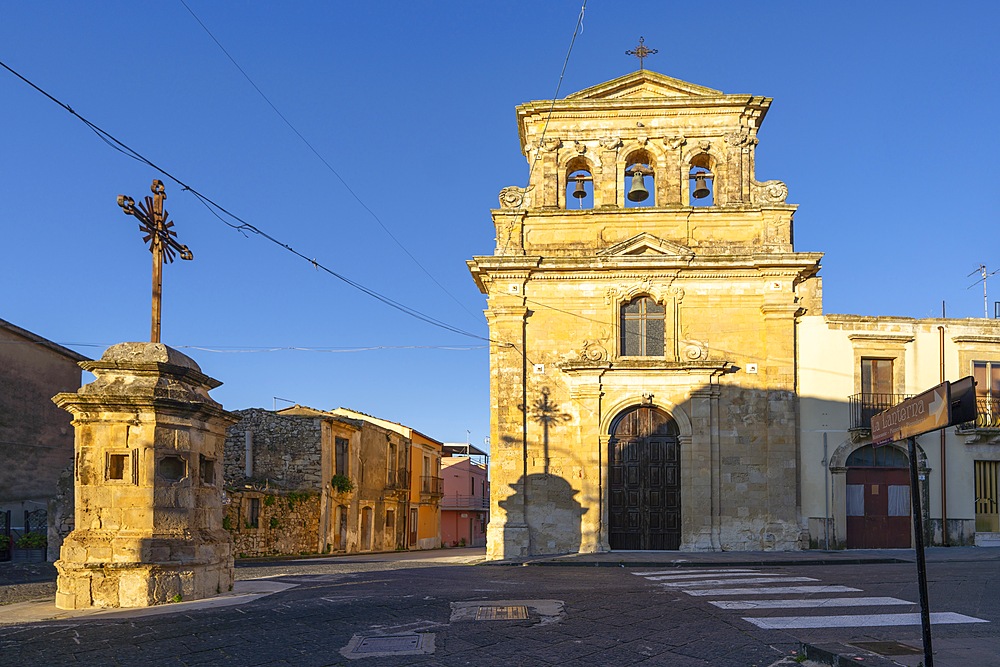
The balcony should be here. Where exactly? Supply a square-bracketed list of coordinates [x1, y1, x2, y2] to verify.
[385, 469, 410, 492]
[420, 476, 444, 498]
[848, 393, 913, 438]
[441, 494, 489, 510]
[958, 397, 1000, 431]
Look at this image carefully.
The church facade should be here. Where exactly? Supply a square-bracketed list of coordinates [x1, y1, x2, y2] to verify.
[468, 70, 823, 557]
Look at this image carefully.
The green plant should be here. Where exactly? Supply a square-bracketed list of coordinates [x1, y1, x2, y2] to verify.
[15, 532, 46, 549]
[458, 537, 466, 547]
[263, 495, 276, 507]
[222, 515, 232, 531]
[269, 517, 280, 529]
[169, 593, 183, 603]
[330, 474, 354, 494]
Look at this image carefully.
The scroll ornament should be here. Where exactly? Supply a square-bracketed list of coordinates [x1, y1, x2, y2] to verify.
[750, 179, 789, 205]
[579, 330, 611, 361]
[724, 130, 758, 148]
[498, 185, 533, 209]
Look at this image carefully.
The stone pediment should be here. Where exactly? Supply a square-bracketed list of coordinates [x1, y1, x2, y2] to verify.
[597, 233, 694, 259]
[565, 70, 722, 100]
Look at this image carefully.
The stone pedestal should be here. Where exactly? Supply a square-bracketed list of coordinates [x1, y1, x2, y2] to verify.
[52, 343, 236, 609]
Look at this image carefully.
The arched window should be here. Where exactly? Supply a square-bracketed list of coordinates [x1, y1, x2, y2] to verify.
[620, 296, 665, 356]
[846, 444, 909, 467]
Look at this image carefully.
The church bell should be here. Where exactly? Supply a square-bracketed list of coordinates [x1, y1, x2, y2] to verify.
[627, 171, 649, 202]
[572, 177, 588, 199]
[692, 173, 711, 199]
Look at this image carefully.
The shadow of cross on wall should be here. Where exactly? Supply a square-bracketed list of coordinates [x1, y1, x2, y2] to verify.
[519, 386, 572, 475]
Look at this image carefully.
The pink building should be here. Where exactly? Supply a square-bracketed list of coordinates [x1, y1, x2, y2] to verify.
[440, 443, 488, 547]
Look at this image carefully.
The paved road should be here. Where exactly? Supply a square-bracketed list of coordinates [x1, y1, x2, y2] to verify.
[1, 548, 998, 666]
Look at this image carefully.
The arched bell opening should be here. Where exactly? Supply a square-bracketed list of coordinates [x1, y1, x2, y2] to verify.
[624, 149, 655, 208]
[608, 405, 681, 550]
[564, 156, 594, 210]
[688, 153, 714, 207]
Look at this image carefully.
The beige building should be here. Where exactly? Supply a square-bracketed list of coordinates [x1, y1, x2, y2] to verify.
[468, 70, 822, 557]
[224, 405, 411, 556]
[798, 315, 1000, 549]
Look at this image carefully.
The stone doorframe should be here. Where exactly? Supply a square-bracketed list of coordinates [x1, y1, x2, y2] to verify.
[827, 438, 930, 549]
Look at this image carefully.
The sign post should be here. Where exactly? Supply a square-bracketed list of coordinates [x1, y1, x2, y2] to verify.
[870, 376, 977, 667]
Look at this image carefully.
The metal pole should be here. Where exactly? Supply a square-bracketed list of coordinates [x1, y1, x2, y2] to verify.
[907, 436, 934, 666]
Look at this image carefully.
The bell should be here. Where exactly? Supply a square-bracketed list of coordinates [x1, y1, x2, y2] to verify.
[627, 171, 649, 202]
[572, 177, 587, 199]
[692, 173, 711, 199]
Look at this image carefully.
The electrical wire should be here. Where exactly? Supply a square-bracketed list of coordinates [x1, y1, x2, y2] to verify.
[0, 58, 489, 343]
[177, 0, 482, 325]
[500, 0, 587, 256]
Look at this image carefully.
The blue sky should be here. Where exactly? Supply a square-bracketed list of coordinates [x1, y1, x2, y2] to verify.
[2, 2, 998, 449]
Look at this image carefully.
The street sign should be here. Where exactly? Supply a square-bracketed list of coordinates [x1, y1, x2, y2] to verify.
[871, 383, 949, 445]
[870, 376, 977, 445]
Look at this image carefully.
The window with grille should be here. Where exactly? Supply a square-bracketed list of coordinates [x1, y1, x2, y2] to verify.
[620, 296, 665, 357]
[975, 460, 999, 532]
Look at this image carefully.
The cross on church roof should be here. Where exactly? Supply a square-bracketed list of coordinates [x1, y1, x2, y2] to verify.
[626, 36, 658, 70]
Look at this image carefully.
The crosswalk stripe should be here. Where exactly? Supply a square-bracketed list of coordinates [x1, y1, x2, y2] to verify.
[685, 585, 861, 597]
[644, 572, 783, 581]
[709, 596, 913, 610]
[661, 576, 817, 588]
[633, 569, 757, 577]
[743, 612, 989, 630]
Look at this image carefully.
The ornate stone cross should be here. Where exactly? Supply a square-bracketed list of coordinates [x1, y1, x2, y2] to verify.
[626, 36, 658, 70]
[117, 179, 193, 343]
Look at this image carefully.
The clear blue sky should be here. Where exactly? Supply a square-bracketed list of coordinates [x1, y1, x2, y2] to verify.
[3, 2, 998, 449]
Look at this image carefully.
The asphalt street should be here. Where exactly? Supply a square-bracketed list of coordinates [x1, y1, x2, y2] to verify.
[1, 548, 998, 666]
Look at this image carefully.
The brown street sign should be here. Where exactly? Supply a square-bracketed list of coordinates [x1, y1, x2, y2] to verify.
[870, 376, 977, 445]
[871, 382, 949, 445]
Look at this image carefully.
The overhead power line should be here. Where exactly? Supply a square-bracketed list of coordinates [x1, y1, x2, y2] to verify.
[177, 0, 481, 325]
[0, 58, 488, 343]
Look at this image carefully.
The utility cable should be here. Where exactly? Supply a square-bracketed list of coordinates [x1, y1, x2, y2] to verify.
[500, 0, 587, 256]
[178, 0, 481, 324]
[0, 58, 489, 343]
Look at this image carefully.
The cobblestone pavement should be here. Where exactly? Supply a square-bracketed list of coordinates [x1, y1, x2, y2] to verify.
[1, 548, 997, 666]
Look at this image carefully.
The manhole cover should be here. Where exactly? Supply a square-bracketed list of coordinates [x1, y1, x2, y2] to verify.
[850, 641, 923, 656]
[355, 634, 424, 653]
[476, 605, 529, 621]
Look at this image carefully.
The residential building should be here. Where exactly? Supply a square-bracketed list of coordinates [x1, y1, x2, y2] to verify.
[222, 405, 410, 556]
[330, 407, 443, 550]
[441, 443, 489, 547]
[799, 315, 1000, 549]
[0, 318, 88, 560]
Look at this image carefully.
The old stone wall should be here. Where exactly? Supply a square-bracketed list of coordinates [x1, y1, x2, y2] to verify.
[225, 409, 324, 490]
[224, 490, 321, 557]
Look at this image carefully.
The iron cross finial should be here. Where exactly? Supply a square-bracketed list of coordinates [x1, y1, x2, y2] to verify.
[117, 179, 193, 343]
[626, 36, 658, 70]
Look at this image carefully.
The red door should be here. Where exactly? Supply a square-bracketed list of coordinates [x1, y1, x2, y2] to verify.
[846, 467, 911, 548]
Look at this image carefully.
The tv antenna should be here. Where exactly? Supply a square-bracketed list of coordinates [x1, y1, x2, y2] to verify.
[967, 264, 1000, 318]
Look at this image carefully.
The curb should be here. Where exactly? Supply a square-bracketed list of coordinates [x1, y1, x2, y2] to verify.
[800, 642, 904, 667]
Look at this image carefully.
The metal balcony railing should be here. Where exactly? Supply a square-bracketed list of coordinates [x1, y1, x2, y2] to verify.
[420, 476, 444, 496]
[848, 393, 914, 430]
[959, 397, 1000, 430]
[441, 494, 489, 510]
[385, 469, 410, 491]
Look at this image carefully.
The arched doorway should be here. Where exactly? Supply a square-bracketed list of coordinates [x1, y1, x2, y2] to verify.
[846, 444, 911, 548]
[608, 405, 680, 550]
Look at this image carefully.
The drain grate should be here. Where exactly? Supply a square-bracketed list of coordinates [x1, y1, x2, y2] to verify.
[476, 605, 529, 621]
[354, 634, 424, 653]
[850, 641, 923, 656]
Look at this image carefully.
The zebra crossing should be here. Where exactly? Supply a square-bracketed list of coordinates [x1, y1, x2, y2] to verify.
[633, 567, 988, 630]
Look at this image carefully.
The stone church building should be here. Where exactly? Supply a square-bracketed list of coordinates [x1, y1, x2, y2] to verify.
[468, 70, 822, 557]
